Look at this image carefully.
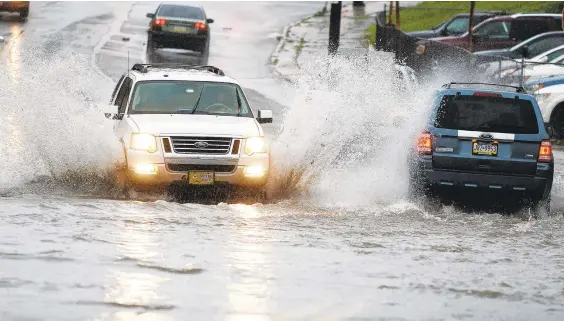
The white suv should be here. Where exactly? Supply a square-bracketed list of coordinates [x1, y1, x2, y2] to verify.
[534, 83, 564, 138]
[103, 63, 273, 193]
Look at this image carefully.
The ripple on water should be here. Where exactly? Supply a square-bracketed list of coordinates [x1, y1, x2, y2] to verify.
[0, 277, 33, 289]
[0, 251, 74, 262]
[73, 300, 175, 311]
[136, 262, 204, 275]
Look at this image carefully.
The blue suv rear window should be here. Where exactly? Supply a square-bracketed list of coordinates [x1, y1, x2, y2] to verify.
[434, 95, 539, 134]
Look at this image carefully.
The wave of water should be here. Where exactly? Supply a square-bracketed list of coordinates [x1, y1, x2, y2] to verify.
[0, 46, 122, 194]
[267, 51, 438, 207]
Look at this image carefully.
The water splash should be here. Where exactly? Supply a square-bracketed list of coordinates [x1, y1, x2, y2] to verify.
[267, 51, 436, 206]
[0, 47, 122, 193]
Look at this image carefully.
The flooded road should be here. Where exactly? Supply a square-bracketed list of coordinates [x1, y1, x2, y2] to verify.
[1, 2, 564, 321]
[2, 196, 564, 321]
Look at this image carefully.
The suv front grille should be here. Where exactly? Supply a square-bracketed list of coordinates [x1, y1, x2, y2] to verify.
[167, 164, 236, 173]
[170, 136, 232, 155]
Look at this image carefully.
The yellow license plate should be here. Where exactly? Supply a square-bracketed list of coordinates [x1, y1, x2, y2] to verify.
[472, 140, 498, 156]
[173, 26, 187, 33]
[188, 171, 214, 185]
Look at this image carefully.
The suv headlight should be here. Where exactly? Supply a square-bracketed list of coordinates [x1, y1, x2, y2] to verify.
[244, 137, 267, 155]
[130, 133, 157, 153]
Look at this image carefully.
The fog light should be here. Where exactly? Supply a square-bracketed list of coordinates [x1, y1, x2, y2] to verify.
[245, 165, 266, 177]
[133, 163, 157, 175]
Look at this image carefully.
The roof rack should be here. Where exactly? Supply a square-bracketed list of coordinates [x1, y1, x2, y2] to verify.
[131, 63, 225, 76]
[442, 82, 525, 93]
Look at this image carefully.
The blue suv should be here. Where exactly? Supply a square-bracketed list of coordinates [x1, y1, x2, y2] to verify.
[409, 82, 555, 215]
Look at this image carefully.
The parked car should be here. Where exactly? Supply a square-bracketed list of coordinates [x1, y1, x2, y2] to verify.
[409, 82, 554, 216]
[483, 43, 564, 81]
[146, 3, 214, 64]
[474, 31, 564, 59]
[407, 12, 505, 39]
[103, 63, 273, 197]
[429, 14, 563, 52]
[525, 74, 564, 92]
[501, 54, 564, 85]
[534, 82, 564, 138]
[0, 1, 29, 20]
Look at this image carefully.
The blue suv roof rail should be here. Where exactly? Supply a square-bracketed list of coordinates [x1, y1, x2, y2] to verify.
[442, 82, 525, 93]
[131, 63, 225, 76]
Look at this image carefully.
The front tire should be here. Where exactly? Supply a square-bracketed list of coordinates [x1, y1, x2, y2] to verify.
[19, 7, 29, 21]
[550, 104, 564, 139]
[146, 36, 158, 63]
[231, 186, 267, 204]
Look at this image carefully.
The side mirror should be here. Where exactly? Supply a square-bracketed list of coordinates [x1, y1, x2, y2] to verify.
[102, 105, 123, 120]
[257, 110, 273, 124]
[206, 18, 214, 24]
[440, 28, 448, 36]
[545, 123, 555, 138]
[521, 45, 530, 58]
[146, 13, 155, 19]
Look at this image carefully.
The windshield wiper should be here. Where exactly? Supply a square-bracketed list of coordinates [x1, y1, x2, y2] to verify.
[236, 89, 242, 117]
[189, 88, 205, 114]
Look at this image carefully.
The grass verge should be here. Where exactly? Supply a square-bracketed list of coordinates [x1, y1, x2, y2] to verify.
[295, 37, 305, 56]
[365, 1, 562, 46]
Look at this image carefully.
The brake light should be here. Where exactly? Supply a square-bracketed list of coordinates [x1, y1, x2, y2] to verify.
[153, 18, 167, 26]
[472, 92, 502, 97]
[194, 22, 207, 31]
[538, 140, 552, 162]
[417, 132, 432, 155]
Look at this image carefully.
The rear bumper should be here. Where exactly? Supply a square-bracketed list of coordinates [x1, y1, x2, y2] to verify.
[423, 169, 549, 192]
[148, 31, 207, 51]
[412, 155, 553, 194]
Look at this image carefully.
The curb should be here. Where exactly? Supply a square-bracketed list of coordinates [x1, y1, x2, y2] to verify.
[268, 20, 304, 85]
[268, 3, 327, 85]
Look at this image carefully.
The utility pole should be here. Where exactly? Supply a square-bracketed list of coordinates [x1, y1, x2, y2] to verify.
[395, 1, 400, 28]
[388, 1, 394, 25]
[328, 1, 342, 55]
[468, 1, 475, 52]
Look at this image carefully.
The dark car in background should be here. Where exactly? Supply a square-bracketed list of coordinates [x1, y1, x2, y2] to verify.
[407, 12, 505, 39]
[474, 31, 564, 59]
[0, 1, 29, 20]
[430, 14, 563, 52]
[146, 2, 214, 63]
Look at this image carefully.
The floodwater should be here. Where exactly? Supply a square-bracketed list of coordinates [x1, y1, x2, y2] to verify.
[1, 2, 564, 321]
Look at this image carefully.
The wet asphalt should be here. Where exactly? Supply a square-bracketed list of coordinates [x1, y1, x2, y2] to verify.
[2, 2, 564, 321]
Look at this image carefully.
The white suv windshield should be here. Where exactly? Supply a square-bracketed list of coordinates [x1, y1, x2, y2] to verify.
[129, 81, 252, 117]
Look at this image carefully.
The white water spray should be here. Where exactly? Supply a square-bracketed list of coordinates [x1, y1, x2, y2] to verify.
[268, 51, 438, 207]
[0, 48, 121, 191]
